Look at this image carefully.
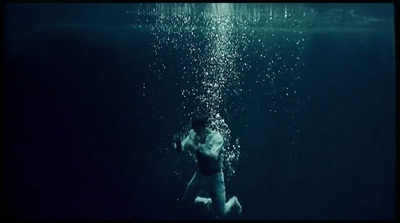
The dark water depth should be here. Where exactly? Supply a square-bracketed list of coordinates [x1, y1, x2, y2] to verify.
[4, 3, 395, 220]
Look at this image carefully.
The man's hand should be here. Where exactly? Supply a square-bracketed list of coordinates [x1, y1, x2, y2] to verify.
[173, 133, 185, 153]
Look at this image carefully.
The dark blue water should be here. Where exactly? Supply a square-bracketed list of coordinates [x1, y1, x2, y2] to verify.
[4, 3, 395, 220]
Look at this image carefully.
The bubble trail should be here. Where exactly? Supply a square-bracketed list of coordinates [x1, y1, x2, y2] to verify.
[135, 3, 310, 179]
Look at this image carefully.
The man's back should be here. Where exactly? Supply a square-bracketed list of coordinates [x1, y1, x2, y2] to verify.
[196, 129, 224, 176]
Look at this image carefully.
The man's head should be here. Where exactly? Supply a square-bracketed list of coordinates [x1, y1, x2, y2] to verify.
[191, 116, 208, 140]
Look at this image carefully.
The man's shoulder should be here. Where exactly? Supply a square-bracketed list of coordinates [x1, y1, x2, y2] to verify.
[210, 130, 223, 142]
[189, 129, 196, 138]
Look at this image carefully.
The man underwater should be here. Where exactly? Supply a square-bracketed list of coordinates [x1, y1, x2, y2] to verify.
[174, 116, 242, 218]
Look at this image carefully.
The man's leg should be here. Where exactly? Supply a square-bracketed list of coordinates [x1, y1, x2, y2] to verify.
[182, 172, 213, 217]
[225, 196, 242, 214]
[182, 171, 203, 203]
[194, 189, 211, 207]
[207, 172, 242, 216]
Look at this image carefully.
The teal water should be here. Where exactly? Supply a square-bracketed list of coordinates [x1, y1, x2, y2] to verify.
[4, 3, 395, 220]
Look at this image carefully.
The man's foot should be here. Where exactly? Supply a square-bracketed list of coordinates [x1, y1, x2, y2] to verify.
[194, 197, 212, 212]
[232, 196, 242, 214]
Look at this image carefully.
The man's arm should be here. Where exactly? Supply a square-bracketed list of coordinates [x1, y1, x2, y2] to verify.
[179, 130, 199, 162]
[181, 130, 197, 152]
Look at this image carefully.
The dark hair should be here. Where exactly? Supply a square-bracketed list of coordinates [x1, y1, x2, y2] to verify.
[191, 116, 208, 130]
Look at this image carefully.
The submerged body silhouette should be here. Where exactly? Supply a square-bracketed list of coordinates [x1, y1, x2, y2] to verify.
[174, 117, 242, 218]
